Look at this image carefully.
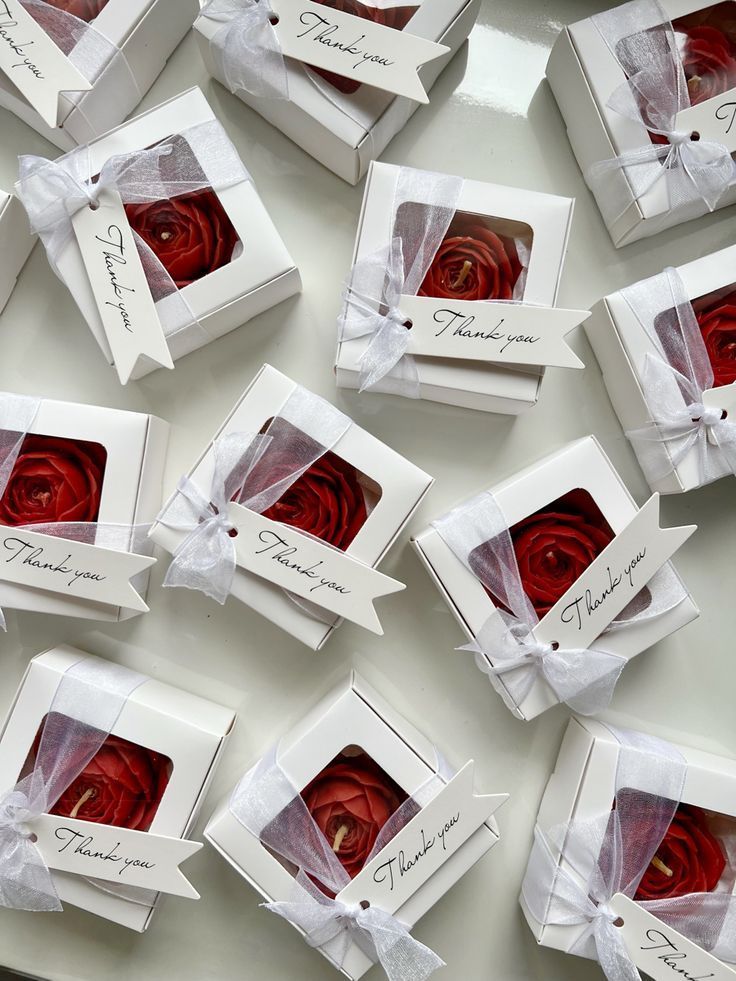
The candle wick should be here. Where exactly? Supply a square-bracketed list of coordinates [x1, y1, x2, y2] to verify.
[332, 824, 350, 852]
[452, 260, 473, 289]
[650, 855, 674, 878]
[69, 787, 95, 820]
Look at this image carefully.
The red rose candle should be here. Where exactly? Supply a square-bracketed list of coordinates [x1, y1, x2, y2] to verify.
[125, 188, 240, 290]
[261, 452, 369, 552]
[0, 434, 106, 526]
[635, 804, 727, 901]
[694, 288, 736, 387]
[673, 3, 736, 106]
[471, 489, 615, 619]
[25, 718, 171, 833]
[419, 214, 525, 302]
[301, 749, 408, 880]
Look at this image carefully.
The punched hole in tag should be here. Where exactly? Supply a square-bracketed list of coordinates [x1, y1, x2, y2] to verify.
[269, 13, 280, 25]
[228, 528, 239, 538]
[690, 130, 701, 141]
[403, 319, 413, 330]
[613, 917, 625, 928]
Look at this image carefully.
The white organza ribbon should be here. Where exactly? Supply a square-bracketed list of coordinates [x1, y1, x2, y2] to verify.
[19, 0, 140, 111]
[200, 0, 289, 100]
[587, 0, 736, 224]
[339, 167, 464, 397]
[15, 120, 250, 341]
[433, 490, 686, 715]
[0, 657, 145, 912]
[228, 745, 450, 979]
[158, 384, 352, 605]
[621, 266, 736, 484]
[522, 725, 736, 979]
[0, 392, 153, 630]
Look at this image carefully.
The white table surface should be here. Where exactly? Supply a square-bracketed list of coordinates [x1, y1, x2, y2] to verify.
[1, 2, 735, 979]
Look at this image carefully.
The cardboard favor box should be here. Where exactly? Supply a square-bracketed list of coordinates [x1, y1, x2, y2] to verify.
[412, 437, 698, 720]
[22, 87, 300, 382]
[546, 1, 736, 246]
[586, 245, 736, 494]
[335, 162, 577, 413]
[150, 364, 433, 648]
[0, 0, 198, 150]
[206, 672, 505, 980]
[0, 394, 168, 621]
[0, 190, 33, 313]
[0, 645, 236, 930]
[521, 716, 736, 958]
[195, 0, 480, 185]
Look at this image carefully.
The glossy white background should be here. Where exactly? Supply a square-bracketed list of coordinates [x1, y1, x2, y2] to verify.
[0, 1, 735, 979]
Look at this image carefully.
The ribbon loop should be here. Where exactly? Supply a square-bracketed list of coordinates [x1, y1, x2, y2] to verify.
[200, 0, 289, 100]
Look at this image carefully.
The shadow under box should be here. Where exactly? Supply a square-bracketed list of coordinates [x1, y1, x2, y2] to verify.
[20, 712, 172, 833]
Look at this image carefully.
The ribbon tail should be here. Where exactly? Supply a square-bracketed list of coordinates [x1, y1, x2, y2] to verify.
[361, 910, 445, 981]
[358, 317, 414, 394]
[594, 917, 643, 981]
[163, 520, 235, 605]
[543, 649, 626, 716]
[0, 834, 61, 913]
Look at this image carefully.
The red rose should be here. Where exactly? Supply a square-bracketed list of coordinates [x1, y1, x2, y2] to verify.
[471, 489, 614, 619]
[26, 717, 171, 833]
[419, 216, 524, 302]
[259, 451, 368, 552]
[635, 805, 727, 901]
[301, 750, 408, 880]
[124, 189, 240, 290]
[40, 0, 109, 22]
[695, 290, 736, 387]
[679, 24, 736, 105]
[0, 434, 106, 526]
[308, 0, 418, 94]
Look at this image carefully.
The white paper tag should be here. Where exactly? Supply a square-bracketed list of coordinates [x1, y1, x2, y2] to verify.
[534, 494, 696, 651]
[0, 0, 91, 128]
[399, 295, 587, 369]
[0, 527, 155, 612]
[71, 187, 174, 385]
[608, 894, 736, 981]
[675, 88, 736, 155]
[338, 762, 507, 914]
[227, 502, 404, 634]
[270, 0, 448, 102]
[31, 813, 202, 899]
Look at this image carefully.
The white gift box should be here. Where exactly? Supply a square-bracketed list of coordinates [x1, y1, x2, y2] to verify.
[412, 436, 698, 721]
[520, 716, 736, 958]
[0, 0, 198, 151]
[334, 161, 577, 413]
[194, 0, 480, 185]
[0, 394, 168, 622]
[0, 645, 236, 931]
[205, 671, 505, 981]
[546, 0, 736, 247]
[26, 87, 300, 382]
[586, 245, 736, 494]
[0, 190, 33, 313]
[150, 363, 433, 649]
